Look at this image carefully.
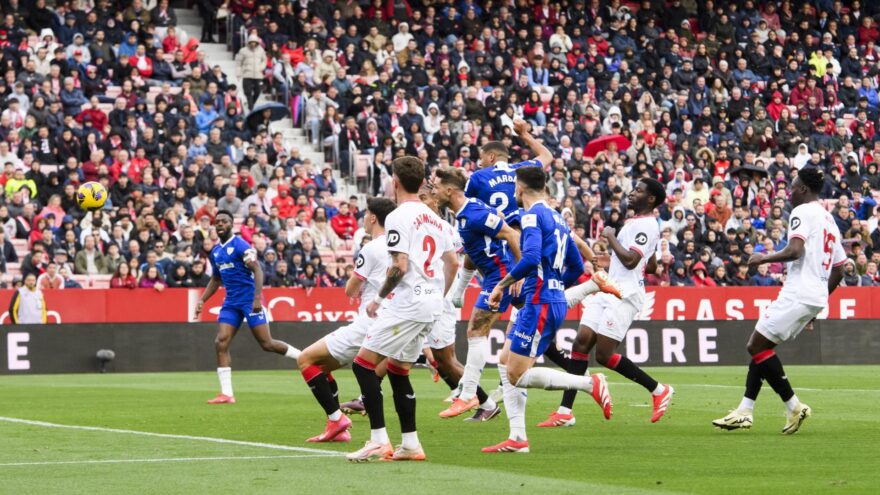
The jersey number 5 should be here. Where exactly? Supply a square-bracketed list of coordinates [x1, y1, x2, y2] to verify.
[822, 230, 835, 270]
[423, 236, 437, 277]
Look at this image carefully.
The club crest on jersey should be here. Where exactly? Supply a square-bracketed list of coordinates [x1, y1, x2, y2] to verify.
[356, 254, 365, 268]
[226, 247, 234, 255]
[791, 217, 801, 230]
[387, 230, 401, 247]
[635, 232, 648, 245]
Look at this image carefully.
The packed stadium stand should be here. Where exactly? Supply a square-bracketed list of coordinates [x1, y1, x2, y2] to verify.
[0, 0, 879, 293]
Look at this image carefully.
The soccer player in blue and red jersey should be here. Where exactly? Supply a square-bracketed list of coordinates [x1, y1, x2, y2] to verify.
[431, 166, 522, 420]
[481, 167, 612, 453]
[442, 119, 551, 418]
[194, 210, 301, 404]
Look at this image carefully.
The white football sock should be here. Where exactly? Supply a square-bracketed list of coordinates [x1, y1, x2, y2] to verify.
[651, 384, 666, 396]
[515, 367, 593, 392]
[557, 406, 572, 415]
[370, 427, 389, 445]
[449, 268, 475, 304]
[564, 279, 600, 308]
[401, 431, 420, 450]
[499, 364, 527, 442]
[217, 367, 233, 397]
[284, 344, 301, 360]
[785, 395, 800, 413]
[480, 397, 497, 410]
[738, 397, 755, 411]
[459, 336, 487, 401]
[328, 410, 342, 421]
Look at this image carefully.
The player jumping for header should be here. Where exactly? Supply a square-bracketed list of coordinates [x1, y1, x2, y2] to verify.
[194, 210, 301, 404]
[713, 167, 846, 434]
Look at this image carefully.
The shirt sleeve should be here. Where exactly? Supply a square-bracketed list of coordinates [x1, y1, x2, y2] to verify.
[509, 213, 541, 280]
[353, 251, 369, 280]
[471, 206, 504, 238]
[787, 205, 808, 242]
[384, 212, 410, 254]
[513, 159, 542, 169]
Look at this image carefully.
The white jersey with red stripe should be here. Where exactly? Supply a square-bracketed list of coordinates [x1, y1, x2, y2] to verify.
[352, 234, 388, 316]
[780, 201, 846, 307]
[608, 215, 660, 299]
[384, 201, 454, 322]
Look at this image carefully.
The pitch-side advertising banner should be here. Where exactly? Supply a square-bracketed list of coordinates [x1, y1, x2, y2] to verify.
[1, 287, 877, 324]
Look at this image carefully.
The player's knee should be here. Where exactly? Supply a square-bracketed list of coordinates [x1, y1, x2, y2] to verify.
[746, 341, 761, 356]
[214, 335, 231, 350]
[594, 349, 613, 367]
[296, 352, 311, 368]
[506, 368, 523, 386]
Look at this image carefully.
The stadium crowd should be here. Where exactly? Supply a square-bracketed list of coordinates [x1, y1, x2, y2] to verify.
[1, 0, 880, 293]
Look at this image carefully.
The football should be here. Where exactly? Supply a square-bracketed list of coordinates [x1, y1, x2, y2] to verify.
[76, 181, 108, 211]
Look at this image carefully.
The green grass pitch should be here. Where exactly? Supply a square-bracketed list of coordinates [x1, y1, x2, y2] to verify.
[1, 366, 878, 494]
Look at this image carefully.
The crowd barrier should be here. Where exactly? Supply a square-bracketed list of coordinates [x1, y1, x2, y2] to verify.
[2, 319, 878, 375]
[1, 287, 879, 324]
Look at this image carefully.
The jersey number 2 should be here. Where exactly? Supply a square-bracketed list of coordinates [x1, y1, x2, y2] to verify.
[822, 230, 835, 270]
[489, 192, 508, 214]
[423, 236, 436, 277]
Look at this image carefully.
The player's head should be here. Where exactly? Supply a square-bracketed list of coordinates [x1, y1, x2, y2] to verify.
[479, 141, 509, 167]
[215, 210, 234, 240]
[392, 156, 426, 195]
[418, 183, 440, 214]
[24, 272, 36, 289]
[628, 178, 666, 214]
[791, 166, 823, 206]
[514, 166, 546, 206]
[365, 197, 396, 236]
[432, 166, 467, 209]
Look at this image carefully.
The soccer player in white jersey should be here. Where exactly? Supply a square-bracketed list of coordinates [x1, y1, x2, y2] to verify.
[563, 178, 675, 423]
[714, 167, 846, 434]
[295, 198, 397, 443]
[347, 157, 459, 462]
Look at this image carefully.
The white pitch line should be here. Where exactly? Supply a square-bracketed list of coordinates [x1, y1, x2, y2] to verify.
[611, 382, 880, 393]
[0, 417, 344, 456]
[0, 454, 338, 468]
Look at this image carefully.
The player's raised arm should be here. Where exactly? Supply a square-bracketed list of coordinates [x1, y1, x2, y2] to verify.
[513, 118, 553, 169]
[601, 226, 642, 270]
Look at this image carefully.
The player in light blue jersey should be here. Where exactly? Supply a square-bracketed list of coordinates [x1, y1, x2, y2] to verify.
[482, 166, 612, 454]
[194, 210, 301, 404]
[432, 167, 522, 420]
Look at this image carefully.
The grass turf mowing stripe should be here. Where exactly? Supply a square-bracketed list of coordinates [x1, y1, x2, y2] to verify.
[0, 416, 344, 456]
[0, 454, 340, 467]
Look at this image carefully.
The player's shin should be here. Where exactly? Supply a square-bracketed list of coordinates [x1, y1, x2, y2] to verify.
[499, 364, 527, 441]
[564, 279, 600, 308]
[739, 359, 762, 411]
[516, 367, 593, 391]
[217, 367, 233, 397]
[460, 336, 487, 401]
[752, 350, 798, 411]
[387, 363, 419, 449]
[352, 357, 388, 443]
[301, 365, 341, 418]
[560, 352, 590, 411]
[606, 353, 660, 392]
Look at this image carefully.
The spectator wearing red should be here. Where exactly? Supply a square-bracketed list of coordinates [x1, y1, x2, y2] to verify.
[272, 184, 296, 218]
[330, 202, 357, 240]
[766, 91, 786, 121]
[691, 262, 717, 287]
[129, 44, 153, 78]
